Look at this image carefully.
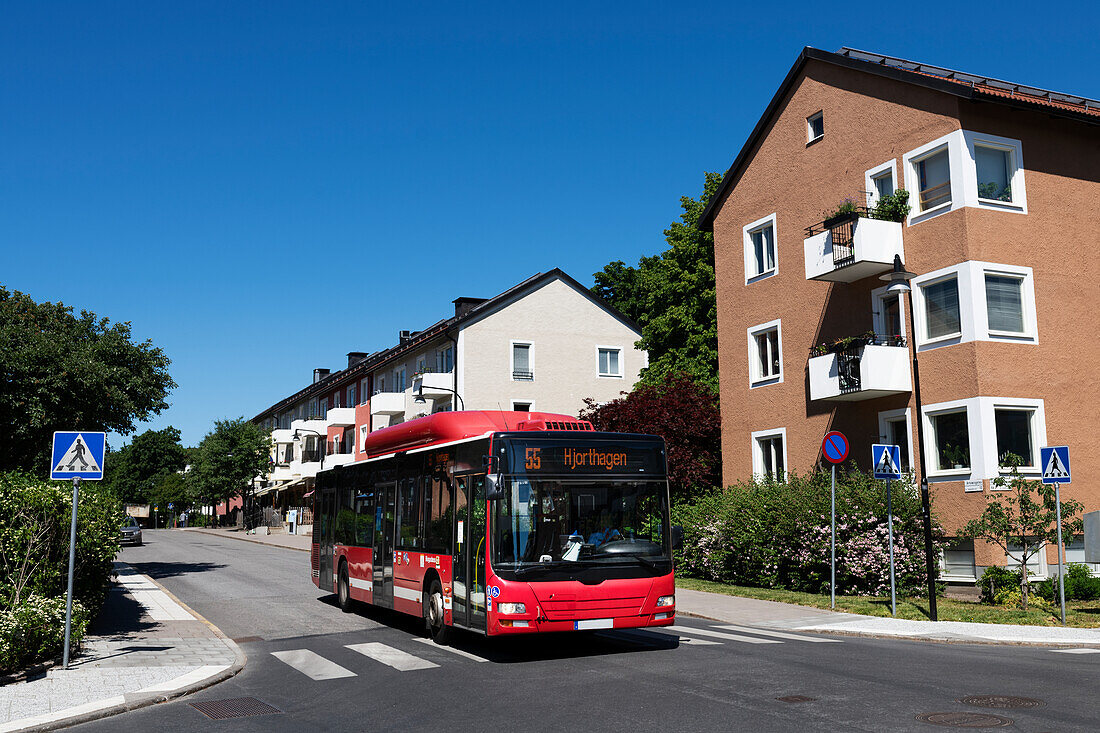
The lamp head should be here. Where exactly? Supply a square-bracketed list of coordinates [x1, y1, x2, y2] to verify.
[880, 254, 915, 294]
[413, 385, 426, 404]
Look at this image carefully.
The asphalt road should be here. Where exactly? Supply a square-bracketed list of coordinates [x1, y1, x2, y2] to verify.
[74, 529, 1100, 732]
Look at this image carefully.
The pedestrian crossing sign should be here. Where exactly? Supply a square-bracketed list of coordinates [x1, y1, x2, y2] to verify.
[50, 431, 106, 481]
[1040, 446, 1071, 485]
[872, 444, 903, 480]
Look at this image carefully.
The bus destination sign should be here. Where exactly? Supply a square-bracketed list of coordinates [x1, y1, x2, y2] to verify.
[504, 438, 664, 476]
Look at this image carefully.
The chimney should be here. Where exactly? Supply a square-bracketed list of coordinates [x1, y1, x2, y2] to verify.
[347, 351, 369, 368]
[452, 297, 487, 318]
[313, 368, 330, 384]
[399, 330, 412, 345]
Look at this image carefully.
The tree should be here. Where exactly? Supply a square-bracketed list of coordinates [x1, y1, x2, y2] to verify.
[102, 427, 187, 505]
[580, 372, 720, 500]
[592, 172, 722, 390]
[0, 286, 175, 473]
[187, 418, 270, 526]
[960, 454, 1083, 610]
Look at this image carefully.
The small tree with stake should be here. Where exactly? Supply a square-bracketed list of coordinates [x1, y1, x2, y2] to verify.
[960, 453, 1083, 610]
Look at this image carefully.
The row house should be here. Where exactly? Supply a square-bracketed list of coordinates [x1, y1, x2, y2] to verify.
[251, 269, 647, 526]
[698, 47, 1100, 585]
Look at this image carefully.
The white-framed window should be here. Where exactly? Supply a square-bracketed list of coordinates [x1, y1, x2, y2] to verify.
[1006, 542, 1048, 579]
[940, 539, 977, 580]
[332, 392, 342, 409]
[870, 284, 906, 340]
[416, 356, 427, 374]
[742, 213, 778, 284]
[806, 111, 824, 144]
[437, 346, 454, 373]
[360, 424, 369, 451]
[922, 396, 1046, 481]
[878, 408, 912, 472]
[511, 341, 533, 381]
[347, 384, 356, 408]
[360, 379, 369, 405]
[903, 130, 1027, 225]
[865, 160, 897, 206]
[511, 400, 533, 412]
[394, 366, 406, 392]
[597, 346, 623, 378]
[1063, 539, 1100, 576]
[746, 319, 782, 387]
[751, 427, 787, 481]
[308, 398, 319, 418]
[911, 262, 1037, 350]
[376, 374, 386, 394]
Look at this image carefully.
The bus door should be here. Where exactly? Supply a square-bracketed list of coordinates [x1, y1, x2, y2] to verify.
[451, 474, 487, 631]
[373, 481, 396, 608]
[318, 485, 336, 591]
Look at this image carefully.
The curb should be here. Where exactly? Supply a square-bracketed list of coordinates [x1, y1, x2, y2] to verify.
[182, 527, 311, 553]
[7, 566, 246, 733]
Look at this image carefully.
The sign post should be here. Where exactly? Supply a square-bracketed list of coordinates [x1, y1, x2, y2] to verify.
[50, 431, 106, 669]
[821, 431, 849, 609]
[873, 444, 903, 616]
[1041, 446, 1072, 626]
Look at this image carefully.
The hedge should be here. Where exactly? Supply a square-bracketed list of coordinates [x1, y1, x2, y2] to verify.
[672, 469, 943, 597]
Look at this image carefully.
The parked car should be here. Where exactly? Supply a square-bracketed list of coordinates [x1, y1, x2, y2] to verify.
[121, 515, 143, 546]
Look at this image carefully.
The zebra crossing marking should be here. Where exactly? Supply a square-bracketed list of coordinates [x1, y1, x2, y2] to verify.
[412, 637, 489, 662]
[714, 625, 842, 642]
[271, 649, 357, 680]
[632, 628, 722, 645]
[666, 625, 781, 644]
[346, 642, 439, 671]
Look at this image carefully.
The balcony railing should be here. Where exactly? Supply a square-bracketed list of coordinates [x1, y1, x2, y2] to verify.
[808, 334, 911, 402]
[803, 209, 904, 283]
[513, 370, 534, 381]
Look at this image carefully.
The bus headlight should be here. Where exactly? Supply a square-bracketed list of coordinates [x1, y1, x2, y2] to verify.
[497, 602, 526, 615]
[656, 595, 675, 607]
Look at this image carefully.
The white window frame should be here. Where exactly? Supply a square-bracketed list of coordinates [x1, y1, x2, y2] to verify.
[870, 284, 908, 341]
[510, 400, 534, 412]
[746, 319, 783, 387]
[939, 539, 978, 581]
[864, 159, 897, 207]
[911, 261, 1037, 351]
[921, 396, 1046, 482]
[596, 345, 624, 378]
[806, 111, 824, 144]
[964, 131, 1027, 214]
[394, 366, 406, 392]
[360, 379, 369, 405]
[1006, 542, 1049, 580]
[742, 213, 778, 284]
[510, 340, 534, 382]
[877, 407, 913, 472]
[751, 427, 788, 481]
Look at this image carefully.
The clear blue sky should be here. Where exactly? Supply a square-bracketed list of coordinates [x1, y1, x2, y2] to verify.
[4, 1, 1096, 448]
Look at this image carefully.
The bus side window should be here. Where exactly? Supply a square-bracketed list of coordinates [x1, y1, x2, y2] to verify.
[424, 473, 450, 554]
[336, 487, 355, 546]
[398, 478, 421, 549]
[355, 491, 374, 547]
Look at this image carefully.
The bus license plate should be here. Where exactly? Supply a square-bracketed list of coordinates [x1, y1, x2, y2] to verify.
[574, 619, 614, 630]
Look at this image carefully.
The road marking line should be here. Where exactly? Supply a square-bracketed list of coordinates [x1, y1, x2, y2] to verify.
[412, 637, 488, 662]
[638, 628, 722, 645]
[666, 624, 782, 644]
[270, 649, 357, 680]
[600, 629, 717, 647]
[346, 642, 439, 671]
[713, 625, 842, 642]
[1051, 648, 1100, 654]
[135, 664, 229, 692]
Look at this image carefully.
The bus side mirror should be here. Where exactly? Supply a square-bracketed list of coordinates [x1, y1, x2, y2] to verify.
[671, 525, 684, 551]
[485, 473, 506, 500]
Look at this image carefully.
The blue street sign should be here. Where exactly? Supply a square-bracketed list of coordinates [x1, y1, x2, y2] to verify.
[168, 502, 174, 510]
[50, 432, 106, 481]
[1041, 446, 1071, 484]
[872, 444, 903, 480]
[822, 431, 849, 464]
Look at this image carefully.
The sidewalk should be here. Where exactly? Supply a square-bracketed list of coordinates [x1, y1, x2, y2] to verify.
[675, 587, 1100, 647]
[182, 526, 311, 551]
[0, 563, 244, 733]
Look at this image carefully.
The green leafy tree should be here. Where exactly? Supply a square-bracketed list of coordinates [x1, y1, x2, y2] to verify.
[102, 427, 187, 505]
[592, 172, 721, 390]
[187, 418, 269, 525]
[960, 454, 1083, 610]
[0, 286, 175, 473]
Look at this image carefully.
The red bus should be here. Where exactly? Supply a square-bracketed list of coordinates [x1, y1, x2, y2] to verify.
[311, 410, 677, 643]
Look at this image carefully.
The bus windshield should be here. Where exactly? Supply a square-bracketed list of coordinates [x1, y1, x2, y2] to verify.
[492, 478, 669, 573]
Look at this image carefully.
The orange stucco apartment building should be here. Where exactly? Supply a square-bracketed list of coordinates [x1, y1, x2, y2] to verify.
[698, 47, 1100, 585]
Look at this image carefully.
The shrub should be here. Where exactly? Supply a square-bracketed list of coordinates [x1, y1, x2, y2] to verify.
[977, 565, 1021, 604]
[870, 189, 912, 222]
[1034, 563, 1100, 603]
[672, 469, 942, 596]
[0, 594, 89, 673]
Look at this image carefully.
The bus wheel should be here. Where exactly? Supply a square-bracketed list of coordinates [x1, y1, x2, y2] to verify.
[426, 579, 449, 644]
[338, 563, 352, 613]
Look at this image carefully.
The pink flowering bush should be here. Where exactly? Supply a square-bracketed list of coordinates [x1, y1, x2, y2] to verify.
[672, 469, 944, 596]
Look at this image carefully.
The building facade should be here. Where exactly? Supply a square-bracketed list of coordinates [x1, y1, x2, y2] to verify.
[699, 48, 1100, 582]
[251, 269, 646, 524]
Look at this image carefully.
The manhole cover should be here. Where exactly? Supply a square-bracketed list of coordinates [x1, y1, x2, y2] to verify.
[190, 697, 282, 720]
[776, 695, 816, 703]
[915, 711, 1014, 728]
[960, 694, 1044, 709]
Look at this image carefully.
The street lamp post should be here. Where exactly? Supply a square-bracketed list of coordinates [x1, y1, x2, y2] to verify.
[881, 254, 939, 621]
[293, 428, 325, 471]
[413, 383, 465, 411]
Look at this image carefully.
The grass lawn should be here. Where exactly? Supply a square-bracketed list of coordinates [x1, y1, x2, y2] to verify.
[676, 577, 1100, 628]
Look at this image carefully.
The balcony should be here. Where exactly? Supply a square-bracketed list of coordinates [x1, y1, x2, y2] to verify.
[370, 391, 406, 417]
[808, 337, 912, 402]
[413, 370, 455, 400]
[326, 407, 355, 427]
[804, 212, 904, 283]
